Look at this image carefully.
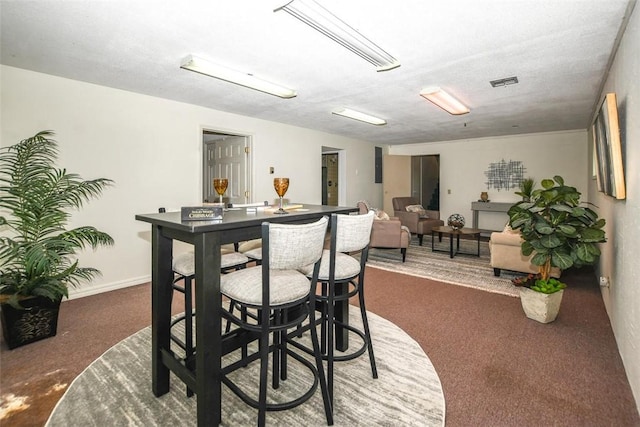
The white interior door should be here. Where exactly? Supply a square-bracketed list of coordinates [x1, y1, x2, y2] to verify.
[203, 135, 248, 204]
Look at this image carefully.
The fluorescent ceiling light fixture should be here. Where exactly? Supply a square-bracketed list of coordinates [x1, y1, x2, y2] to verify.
[180, 55, 297, 99]
[275, 0, 400, 72]
[332, 108, 387, 126]
[420, 87, 470, 115]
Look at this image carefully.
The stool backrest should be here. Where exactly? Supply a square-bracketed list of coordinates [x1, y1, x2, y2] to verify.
[333, 211, 375, 253]
[262, 216, 329, 270]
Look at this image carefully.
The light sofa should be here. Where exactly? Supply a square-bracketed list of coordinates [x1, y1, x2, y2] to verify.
[489, 227, 561, 278]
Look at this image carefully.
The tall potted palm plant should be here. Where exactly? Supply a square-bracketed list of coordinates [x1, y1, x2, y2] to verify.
[508, 176, 606, 323]
[0, 131, 114, 348]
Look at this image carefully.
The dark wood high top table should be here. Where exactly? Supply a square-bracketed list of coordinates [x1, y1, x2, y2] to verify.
[136, 204, 357, 426]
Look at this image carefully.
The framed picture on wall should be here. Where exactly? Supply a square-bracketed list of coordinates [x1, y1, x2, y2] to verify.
[592, 93, 625, 199]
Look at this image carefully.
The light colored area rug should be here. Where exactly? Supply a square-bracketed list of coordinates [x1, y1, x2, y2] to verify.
[367, 236, 521, 297]
[46, 309, 445, 426]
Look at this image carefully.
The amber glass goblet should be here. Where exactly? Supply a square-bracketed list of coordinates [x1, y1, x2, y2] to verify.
[213, 178, 228, 205]
[273, 178, 290, 214]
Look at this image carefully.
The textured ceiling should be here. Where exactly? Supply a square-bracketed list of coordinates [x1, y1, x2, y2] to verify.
[0, 0, 633, 145]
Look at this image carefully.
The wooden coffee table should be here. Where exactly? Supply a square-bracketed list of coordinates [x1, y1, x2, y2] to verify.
[431, 226, 481, 258]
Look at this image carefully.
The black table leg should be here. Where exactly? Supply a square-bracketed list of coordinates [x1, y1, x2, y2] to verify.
[194, 232, 223, 426]
[151, 225, 172, 397]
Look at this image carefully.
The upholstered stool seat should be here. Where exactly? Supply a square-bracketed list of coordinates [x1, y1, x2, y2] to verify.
[172, 251, 249, 276]
[172, 252, 193, 277]
[238, 238, 262, 253]
[299, 251, 361, 281]
[221, 267, 311, 306]
[242, 247, 262, 262]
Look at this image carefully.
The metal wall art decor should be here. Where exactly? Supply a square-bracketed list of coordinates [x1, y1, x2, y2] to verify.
[484, 159, 526, 191]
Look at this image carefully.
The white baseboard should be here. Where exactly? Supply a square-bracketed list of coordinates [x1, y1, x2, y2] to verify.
[67, 275, 151, 301]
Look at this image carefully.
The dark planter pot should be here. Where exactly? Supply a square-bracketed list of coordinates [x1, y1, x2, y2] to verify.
[1, 296, 62, 349]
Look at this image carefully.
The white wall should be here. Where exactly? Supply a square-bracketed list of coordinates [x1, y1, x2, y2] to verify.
[588, 3, 640, 412]
[0, 65, 382, 298]
[388, 131, 589, 231]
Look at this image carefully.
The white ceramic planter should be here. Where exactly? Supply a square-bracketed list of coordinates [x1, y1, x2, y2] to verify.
[519, 287, 564, 323]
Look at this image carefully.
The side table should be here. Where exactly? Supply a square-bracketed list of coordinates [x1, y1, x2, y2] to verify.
[431, 226, 481, 258]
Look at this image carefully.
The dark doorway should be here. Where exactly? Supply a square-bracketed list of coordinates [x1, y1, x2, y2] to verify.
[321, 153, 339, 206]
[411, 155, 440, 210]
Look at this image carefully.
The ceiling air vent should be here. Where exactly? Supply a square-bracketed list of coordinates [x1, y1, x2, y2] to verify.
[490, 76, 519, 87]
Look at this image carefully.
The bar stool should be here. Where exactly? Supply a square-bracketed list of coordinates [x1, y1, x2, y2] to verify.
[156, 200, 249, 397]
[295, 210, 377, 413]
[170, 249, 248, 397]
[220, 217, 333, 427]
[158, 208, 249, 375]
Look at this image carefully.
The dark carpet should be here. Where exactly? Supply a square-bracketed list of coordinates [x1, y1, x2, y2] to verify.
[1, 266, 639, 426]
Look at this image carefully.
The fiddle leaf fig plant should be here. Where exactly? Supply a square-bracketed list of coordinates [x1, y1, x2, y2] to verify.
[0, 131, 114, 308]
[507, 175, 606, 290]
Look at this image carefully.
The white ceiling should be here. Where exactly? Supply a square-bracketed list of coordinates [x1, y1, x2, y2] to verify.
[0, 0, 634, 145]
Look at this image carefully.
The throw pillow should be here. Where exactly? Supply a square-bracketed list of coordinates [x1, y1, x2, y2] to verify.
[405, 204, 429, 218]
[358, 200, 390, 220]
[374, 209, 390, 220]
[503, 223, 519, 234]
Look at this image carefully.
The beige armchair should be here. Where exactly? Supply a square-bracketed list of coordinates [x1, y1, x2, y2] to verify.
[392, 197, 444, 246]
[489, 227, 561, 278]
[357, 201, 410, 262]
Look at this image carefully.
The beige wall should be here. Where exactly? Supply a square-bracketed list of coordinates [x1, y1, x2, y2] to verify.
[388, 130, 589, 231]
[0, 65, 382, 298]
[589, 3, 640, 412]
